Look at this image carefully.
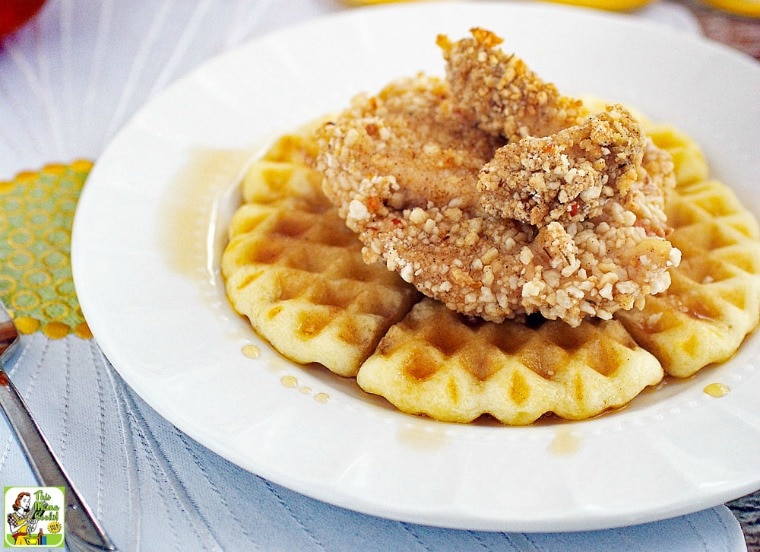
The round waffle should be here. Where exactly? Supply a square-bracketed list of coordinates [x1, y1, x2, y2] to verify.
[222, 120, 760, 423]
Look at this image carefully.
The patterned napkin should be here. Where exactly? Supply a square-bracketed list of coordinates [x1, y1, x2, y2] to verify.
[0, 161, 92, 339]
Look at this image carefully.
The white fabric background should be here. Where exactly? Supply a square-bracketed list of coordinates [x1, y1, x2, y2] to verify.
[0, 1, 748, 550]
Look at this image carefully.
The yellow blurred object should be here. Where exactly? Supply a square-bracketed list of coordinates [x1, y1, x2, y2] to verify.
[346, 0, 658, 10]
[702, 0, 760, 17]
[341, 0, 759, 16]
[540, 0, 654, 11]
[342, 0, 417, 5]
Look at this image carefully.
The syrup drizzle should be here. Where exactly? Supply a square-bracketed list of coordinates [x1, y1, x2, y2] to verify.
[703, 382, 730, 398]
[279, 374, 331, 404]
[549, 429, 582, 455]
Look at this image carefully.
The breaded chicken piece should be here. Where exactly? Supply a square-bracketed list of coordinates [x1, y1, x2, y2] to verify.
[317, 75, 504, 216]
[316, 74, 680, 326]
[438, 28, 588, 142]
[478, 104, 647, 226]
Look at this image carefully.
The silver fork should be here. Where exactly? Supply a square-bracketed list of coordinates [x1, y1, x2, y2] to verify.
[0, 301, 116, 551]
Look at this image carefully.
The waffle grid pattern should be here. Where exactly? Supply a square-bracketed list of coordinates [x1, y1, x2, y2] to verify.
[222, 135, 419, 377]
[222, 123, 760, 423]
[617, 127, 760, 378]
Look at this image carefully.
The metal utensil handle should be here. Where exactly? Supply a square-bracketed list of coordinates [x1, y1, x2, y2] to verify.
[0, 368, 116, 551]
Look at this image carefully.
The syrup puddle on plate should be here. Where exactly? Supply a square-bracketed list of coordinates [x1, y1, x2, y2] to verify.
[703, 382, 730, 398]
[242, 344, 260, 359]
[549, 428, 582, 456]
[161, 147, 253, 283]
[397, 422, 448, 451]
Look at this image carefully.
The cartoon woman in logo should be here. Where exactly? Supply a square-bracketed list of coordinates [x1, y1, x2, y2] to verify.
[6, 492, 38, 545]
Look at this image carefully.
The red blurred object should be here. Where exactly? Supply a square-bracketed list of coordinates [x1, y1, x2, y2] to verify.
[0, 0, 46, 39]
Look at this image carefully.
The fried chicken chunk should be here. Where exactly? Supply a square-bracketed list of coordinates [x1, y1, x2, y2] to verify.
[438, 28, 587, 142]
[318, 75, 503, 216]
[316, 31, 680, 327]
[479, 104, 647, 226]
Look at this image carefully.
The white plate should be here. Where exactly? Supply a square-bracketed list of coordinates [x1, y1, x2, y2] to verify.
[71, 1, 760, 532]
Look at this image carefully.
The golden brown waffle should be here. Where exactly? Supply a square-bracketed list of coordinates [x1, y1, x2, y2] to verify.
[357, 298, 663, 424]
[222, 121, 760, 423]
[222, 130, 419, 377]
[616, 125, 760, 377]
